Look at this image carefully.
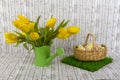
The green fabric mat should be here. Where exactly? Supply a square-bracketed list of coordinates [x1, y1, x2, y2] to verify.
[61, 55, 113, 72]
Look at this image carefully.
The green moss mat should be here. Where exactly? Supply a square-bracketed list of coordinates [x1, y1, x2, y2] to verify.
[61, 55, 113, 72]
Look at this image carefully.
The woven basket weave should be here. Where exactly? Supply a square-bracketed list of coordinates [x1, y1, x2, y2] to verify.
[74, 33, 107, 61]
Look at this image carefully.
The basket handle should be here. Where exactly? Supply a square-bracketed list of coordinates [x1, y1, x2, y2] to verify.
[84, 33, 96, 49]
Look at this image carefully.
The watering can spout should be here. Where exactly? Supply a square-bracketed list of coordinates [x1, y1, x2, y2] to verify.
[47, 48, 64, 65]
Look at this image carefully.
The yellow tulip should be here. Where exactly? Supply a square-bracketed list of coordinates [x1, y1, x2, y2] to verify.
[20, 23, 30, 33]
[4, 33, 19, 44]
[28, 22, 35, 31]
[18, 14, 29, 24]
[46, 18, 57, 28]
[67, 26, 80, 34]
[13, 14, 35, 33]
[12, 20, 30, 33]
[57, 28, 70, 39]
[12, 20, 21, 28]
[30, 32, 40, 40]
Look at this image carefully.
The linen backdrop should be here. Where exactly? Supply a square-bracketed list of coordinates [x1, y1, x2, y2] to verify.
[0, 0, 120, 56]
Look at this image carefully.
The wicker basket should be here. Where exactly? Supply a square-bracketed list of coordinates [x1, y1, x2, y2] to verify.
[74, 33, 107, 61]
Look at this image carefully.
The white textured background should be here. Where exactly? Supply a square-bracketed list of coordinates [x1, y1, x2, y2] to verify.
[0, 0, 120, 55]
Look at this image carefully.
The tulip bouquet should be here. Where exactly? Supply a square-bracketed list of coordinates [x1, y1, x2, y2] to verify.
[4, 14, 80, 67]
[4, 14, 80, 50]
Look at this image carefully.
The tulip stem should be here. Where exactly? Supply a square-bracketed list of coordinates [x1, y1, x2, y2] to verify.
[43, 27, 48, 45]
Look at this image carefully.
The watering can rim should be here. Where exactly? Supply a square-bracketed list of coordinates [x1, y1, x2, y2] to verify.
[34, 45, 50, 48]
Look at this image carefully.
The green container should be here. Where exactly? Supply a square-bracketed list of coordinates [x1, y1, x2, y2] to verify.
[34, 46, 64, 67]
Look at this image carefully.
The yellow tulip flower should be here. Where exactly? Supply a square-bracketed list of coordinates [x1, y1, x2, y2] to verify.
[30, 32, 40, 40]
[46, 18, 57, 28]
[12, 20, 30, 33]
[20, 22, 30, 33]
[4, 33, 19, 44]
[28, 22, 35, 31]
[67, 26, 80, 34]
[18, 14, 29, 24]
[57, 28, 70, 39]
[12, 20, 20, 28]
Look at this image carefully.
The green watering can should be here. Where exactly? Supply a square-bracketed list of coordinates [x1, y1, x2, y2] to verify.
[34, 46, 64, 67]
